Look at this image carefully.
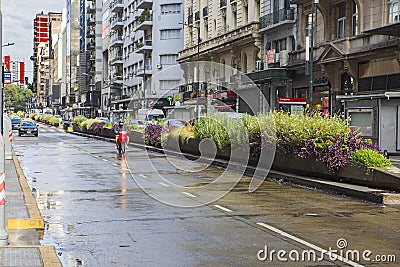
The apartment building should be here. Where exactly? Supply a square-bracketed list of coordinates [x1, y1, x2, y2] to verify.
[249, 0, 297, 111]
[32, 12, 62, 109]
[288, 0, 400, 152]
[75, 0, 103, 118]
[101, 0, 184, 118]
[178, 0, 264, 113]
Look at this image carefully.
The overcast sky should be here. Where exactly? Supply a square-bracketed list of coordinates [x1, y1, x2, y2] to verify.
[2, 0, 65, 81]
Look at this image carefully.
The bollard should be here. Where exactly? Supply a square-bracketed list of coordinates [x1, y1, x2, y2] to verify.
[3, 116, 12, 160]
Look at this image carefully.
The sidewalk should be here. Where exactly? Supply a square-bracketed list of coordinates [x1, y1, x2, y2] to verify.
[0, 152, 62, 267]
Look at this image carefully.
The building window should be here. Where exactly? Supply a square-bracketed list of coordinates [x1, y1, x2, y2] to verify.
[305, 14, 312, 37]
[161, 4, 181, 14]
[160, 29, 181, 39]
[352, 1, 359, 36]
[389, 0, 400, 23]
[337, 3, 346, 38]
[160, 80, 181, 90]
[273, 38, 286, 53]
[160, 54, 178, 65]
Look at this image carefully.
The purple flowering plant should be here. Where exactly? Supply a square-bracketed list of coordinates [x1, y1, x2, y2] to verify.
[145, 124, 164, 147]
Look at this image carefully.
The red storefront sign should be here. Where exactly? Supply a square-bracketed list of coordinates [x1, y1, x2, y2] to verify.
[278, 98, 307, 104]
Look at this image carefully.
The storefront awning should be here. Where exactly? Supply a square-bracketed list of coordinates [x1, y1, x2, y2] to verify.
[336, 91, 400, 100]
[363, 22, 400, 36]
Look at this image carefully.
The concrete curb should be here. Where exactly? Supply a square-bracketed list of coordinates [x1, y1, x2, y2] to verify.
[11, 151, 63, 266]
[11, 152, 44, 229]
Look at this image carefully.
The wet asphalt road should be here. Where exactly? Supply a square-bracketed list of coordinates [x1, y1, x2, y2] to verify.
[13, 124, 400, 266]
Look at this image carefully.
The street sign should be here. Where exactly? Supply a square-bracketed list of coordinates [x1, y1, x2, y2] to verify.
[167, 95, 173, 105]
[3, 73, 11, 84]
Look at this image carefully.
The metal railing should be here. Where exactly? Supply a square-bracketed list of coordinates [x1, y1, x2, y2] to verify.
[259, 8, 295, 29]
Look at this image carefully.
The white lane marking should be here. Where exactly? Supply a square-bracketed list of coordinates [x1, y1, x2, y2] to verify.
[102, 158, 108, 162]
[112, 163, 118, 167]
[256, 222, 362, 267]
[182, 192, 197, 198]
[158, 182, 170, 187]
[49, 128, 56, 132]
[213, 205, 233, 213]
[138, 174, 147, 179]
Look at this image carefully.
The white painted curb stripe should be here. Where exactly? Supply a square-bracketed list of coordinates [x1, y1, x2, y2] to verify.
[214, 205, 233, 213]
[158, 182, 170, 187]
[256, 222, 362, 267]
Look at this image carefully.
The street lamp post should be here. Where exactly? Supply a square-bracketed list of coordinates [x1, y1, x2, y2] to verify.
[308, 0, 317, 114]
[0, 0, 8, 246]
[180, 22, 201, 119]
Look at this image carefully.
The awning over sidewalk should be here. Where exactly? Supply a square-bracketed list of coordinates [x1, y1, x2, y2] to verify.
[336, 91, 400, 100]
[363, 22, 400, 36]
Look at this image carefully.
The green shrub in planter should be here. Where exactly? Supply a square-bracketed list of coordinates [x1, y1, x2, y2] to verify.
[72, 116, 87, 126]
[103, 123, 113, 129]
[194, 114, 246, 150]
[80, 119, 101, 130]
[351, 148, 393, 168]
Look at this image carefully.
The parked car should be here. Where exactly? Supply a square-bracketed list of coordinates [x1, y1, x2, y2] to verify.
[18, 120, 39, 137]
[11, 117, 21, 130]
[128, 119, 148, 129]
[164, 119, 187, 130]
[95, 117, 111, 124]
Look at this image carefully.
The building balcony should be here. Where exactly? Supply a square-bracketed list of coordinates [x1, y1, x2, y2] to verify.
[110, 55, 123, 66]
[111, 75, 124, 85]
[259, 7, 295, 33]
[135, 15, 153, 31]
[135, 40, 153, 54]
[110, 35, 124, 47]
[87, 30, 95, 38]
[179, 22, 259, 62]
[87, 16, 95, 26]
[110, 17, 124, 30]
[137, 0, 153, 10]
[87, 4, 96, 14]
[136, 65, 152, 77]
[87, 41, 95, 50]
[288, 34, 396, 67]
[88, 54, 96, 62]
[110, 0, 123, 13]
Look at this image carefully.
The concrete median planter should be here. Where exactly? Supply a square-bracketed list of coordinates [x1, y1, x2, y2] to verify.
[100, 128, 115, 138]
[129, 130, 145, 144]
[72, 124, 81, 132]
[71, 127, 400, 192]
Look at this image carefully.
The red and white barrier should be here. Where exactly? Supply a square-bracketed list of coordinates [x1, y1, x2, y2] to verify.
[8, 130, 12, 143]
[0, 173, 5, 205]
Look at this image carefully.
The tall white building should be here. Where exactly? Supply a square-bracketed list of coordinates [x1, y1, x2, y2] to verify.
[103, 0, 184, 118]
